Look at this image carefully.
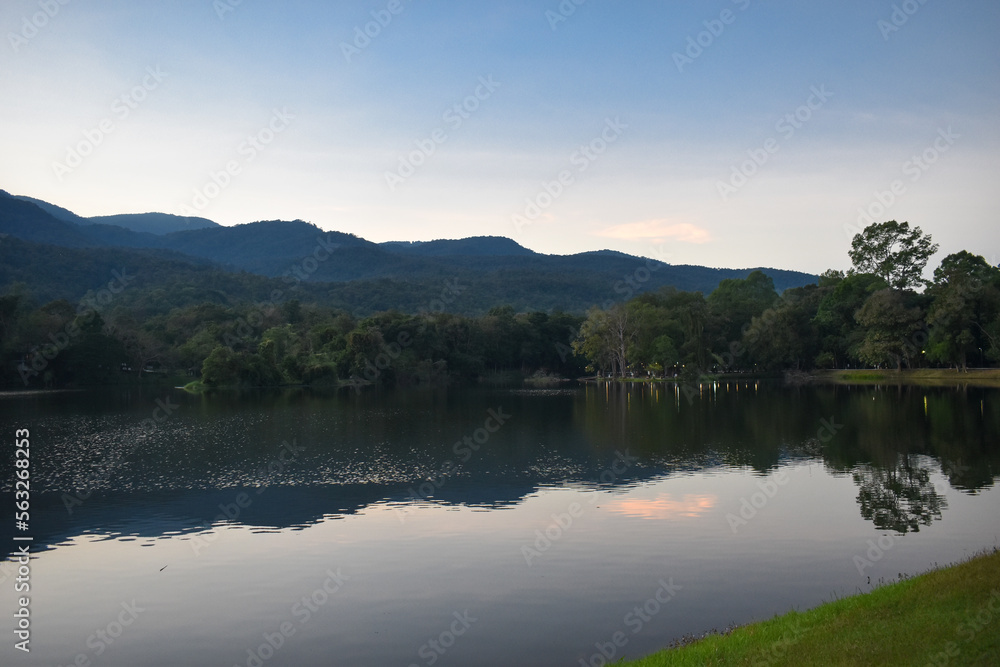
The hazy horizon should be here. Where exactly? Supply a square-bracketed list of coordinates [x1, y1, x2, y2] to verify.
[3, 0, 998, 276]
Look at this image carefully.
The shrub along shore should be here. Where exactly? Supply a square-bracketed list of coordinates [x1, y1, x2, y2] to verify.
[618, 548, 1000, 666]
[587, 368, 1000, 387]
[5, 224, 999, 391]
[815, 368, 1000, 387]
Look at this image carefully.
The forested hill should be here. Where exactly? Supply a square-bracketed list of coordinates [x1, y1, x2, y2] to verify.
[13, 194, 219, 235]
[0, 191, 819, 315]
[379, 237, 534, 257]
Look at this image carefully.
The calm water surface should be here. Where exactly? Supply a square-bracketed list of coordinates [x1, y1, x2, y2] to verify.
[1, 382, 998, 666]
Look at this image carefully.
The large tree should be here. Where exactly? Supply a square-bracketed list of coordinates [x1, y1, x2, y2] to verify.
[926, 251, 1000, 371]
[848, 220, 939, 291]
[573, 303, 638, 377]
[707, 270, 779, 344]
[573, 307, 615, 376]
[855, 289, 925, 371]
[745, 285, 823, 370]
[813, 272, 887, 368]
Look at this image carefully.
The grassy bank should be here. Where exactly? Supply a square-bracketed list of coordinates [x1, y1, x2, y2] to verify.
[621, 549, 1000, 666]
[815, 368, 1000, 388]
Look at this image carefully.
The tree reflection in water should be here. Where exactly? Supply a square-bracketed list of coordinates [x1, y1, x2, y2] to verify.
[853, 455, 947, 533]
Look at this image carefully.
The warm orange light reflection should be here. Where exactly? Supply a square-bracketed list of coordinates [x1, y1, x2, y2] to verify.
[605, 493, 717, 520]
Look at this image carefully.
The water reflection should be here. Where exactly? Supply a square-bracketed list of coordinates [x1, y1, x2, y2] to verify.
[604, 494, 717, 520]
[1, 383, 998, 666]
[0, 383, 997, 557]
[853, 455, 947, 533]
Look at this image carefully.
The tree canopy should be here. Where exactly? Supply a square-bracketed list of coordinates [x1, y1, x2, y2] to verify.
[1, 219, 996, 389]
[848, 220, 939, 291]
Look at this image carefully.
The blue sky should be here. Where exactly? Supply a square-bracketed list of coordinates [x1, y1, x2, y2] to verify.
[2, 0, 998, 274]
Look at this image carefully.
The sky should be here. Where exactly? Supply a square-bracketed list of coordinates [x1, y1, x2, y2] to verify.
[1, 0, 998, 275]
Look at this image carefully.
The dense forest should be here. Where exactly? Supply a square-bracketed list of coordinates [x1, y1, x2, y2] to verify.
[0, 191, 818, 314]
[1, 220, 996, 389]
[573, 221, 998, 379]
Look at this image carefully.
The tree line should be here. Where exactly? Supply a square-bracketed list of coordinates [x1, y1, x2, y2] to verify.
[0, 220, 996, 389]
[0, 293, 589, 388]
[575, 221, 999, 377]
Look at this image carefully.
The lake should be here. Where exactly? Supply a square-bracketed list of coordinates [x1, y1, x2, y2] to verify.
[1, 382, 998, 666]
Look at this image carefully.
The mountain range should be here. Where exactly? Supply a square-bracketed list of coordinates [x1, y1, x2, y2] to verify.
[0, 190, 819, 315]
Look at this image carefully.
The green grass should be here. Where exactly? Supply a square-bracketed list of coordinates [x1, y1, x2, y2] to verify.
[816, 368, 1000, 388]
[835, 372, 888, 381]
[181, 380, 207, 393]
[620, 549, 1000, 667]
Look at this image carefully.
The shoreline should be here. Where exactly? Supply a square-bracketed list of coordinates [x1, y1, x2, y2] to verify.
[5, 368, 1000, 393]
[620, 548, 1000, 666]
[813, 368, 1000, 388]
[578, 368, 1000, 388]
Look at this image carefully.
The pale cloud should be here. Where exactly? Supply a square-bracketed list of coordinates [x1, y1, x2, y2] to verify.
[593, 219, 713, 244]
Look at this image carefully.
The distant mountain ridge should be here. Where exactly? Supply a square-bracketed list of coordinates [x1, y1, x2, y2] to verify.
[13, 195, 86, 224]
[12, 194, 219, 235]
[380, 236, 534, 257]
[0, 190, 820, 314]
[86, 212, 219, 235]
